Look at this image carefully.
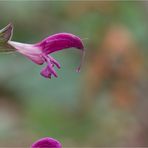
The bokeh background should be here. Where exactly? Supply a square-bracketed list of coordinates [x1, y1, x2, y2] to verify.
[0, 1, 148, 147]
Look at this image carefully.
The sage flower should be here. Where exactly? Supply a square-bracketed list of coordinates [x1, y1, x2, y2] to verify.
[31, 137, 62, 148]
[0, 23, 85, 79]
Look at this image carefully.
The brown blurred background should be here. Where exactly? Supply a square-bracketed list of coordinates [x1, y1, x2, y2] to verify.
[0, 1, 148, 147]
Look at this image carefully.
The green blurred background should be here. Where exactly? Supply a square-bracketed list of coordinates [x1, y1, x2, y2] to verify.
[0, 1, 148, 147]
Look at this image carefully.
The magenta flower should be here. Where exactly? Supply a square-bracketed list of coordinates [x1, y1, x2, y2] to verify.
[31, 137, 62, 148]
[0, 23, 85, 79]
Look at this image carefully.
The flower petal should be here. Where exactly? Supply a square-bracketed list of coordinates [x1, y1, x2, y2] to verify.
[36, 33, 84, 54]
[8, 41, 44, 65]
[36, 33, 85, 72]
[31, 137, 62, 148]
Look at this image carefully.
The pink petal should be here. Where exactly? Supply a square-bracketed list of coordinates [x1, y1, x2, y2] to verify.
[36, 33, 84, 54]
[36, 33, 85, 72]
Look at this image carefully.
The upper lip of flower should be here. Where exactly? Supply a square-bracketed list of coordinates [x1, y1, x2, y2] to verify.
[0, 23, 85, 79]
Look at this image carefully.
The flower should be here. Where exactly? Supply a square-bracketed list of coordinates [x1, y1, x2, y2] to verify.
[0, 23, 85, 79]
[31, 137, 62, 148]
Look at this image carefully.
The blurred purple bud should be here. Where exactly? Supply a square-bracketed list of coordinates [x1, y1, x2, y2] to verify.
[31, 137, 62, 148]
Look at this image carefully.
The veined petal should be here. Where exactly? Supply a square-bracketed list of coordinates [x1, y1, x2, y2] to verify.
[36, 33, 85, 72]
[31, 137, 62, 148]
[36, 33, 84, 54]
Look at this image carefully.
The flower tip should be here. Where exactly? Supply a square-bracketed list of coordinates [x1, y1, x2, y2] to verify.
[31, 137, 62, 148]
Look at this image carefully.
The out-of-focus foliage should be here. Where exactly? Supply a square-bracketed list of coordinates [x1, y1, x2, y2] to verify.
[0, 1, 147, 147]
